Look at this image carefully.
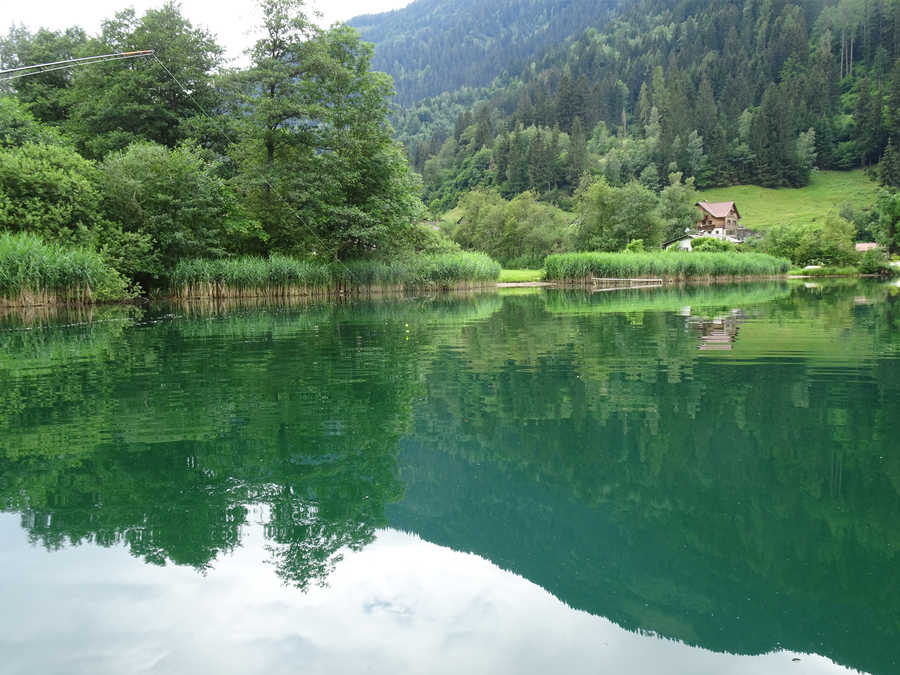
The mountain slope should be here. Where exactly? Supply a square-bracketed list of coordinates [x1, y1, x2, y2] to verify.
[348, 0, 619, 105]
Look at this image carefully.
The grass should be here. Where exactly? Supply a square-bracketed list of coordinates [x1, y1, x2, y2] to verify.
[543, 251, 791, 282]
[499, 269, 545, 282]
[0, 232, 130, 307]
[171, 252, 501, 298]
[697, 169, 878, 231]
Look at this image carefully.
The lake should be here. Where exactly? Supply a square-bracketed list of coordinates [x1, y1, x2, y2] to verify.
[1, 281, 898, 674]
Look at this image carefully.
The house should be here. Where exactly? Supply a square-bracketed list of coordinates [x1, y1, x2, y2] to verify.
[855, 242, 879, 252]
[661, 232, 743, 251]
[695, 201, 741, 240]
[662, 233, 696, 251]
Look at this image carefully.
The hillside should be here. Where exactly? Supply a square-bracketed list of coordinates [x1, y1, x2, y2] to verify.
[697, 170, 880, 231]
[379, 0, 900, 214]
[348, 0, 619, 106]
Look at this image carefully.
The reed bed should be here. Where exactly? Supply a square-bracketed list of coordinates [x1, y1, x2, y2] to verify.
[0, 232, 129, 307]
[171, 252, 501, 298]
[543, 251, 791, 283]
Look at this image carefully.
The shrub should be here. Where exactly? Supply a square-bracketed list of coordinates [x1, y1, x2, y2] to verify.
[691, 237, 737, 252]
[857, 248, 894, 275]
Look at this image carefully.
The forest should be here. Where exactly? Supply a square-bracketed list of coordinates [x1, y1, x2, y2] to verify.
[374, 0, 900, 265]
[0, 0, 446, 299]
[3, 0, 900, 301]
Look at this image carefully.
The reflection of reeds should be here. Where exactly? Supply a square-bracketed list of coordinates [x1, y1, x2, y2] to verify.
[0, 233, 128, 307]
[170, 253, 502, 299]
[544, 251, 790, 283]
[545, 282, 793, 315]
[0, 303, 139, 330]
[164, 288, 498, 318]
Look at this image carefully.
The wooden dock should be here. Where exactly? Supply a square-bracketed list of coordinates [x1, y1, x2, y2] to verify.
[592, 277, 664, 292]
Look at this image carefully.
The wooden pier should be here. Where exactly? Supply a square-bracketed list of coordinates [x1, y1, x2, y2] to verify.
[592, 277, 664, 292]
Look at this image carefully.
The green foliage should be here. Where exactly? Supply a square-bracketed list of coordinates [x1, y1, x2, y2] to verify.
[63, 3, 224, 158]
[399, 223, 462, 255]
[230, 6, 423, 260]
[388, 0, 900, 207]
[856, 248, 893, 275]
[0, 25, 89, 124]
[874, 189, 900, 255]
[171, 251, 500, 296]
[762, 214, 858, 266]
[0, 231, 130, 304]
[0, 97, 67, 147]
[624, 239, 645, 253]
[658, 172, 698, 240]
[349, 0, 616, 106]
[453, 189, 572, 268]
[0, 142, 105, 243]
[692, 237, 737, 252]
[574, 177, 661, 252]
[544, 251, 790, 281]
[99, 141, 259, 282]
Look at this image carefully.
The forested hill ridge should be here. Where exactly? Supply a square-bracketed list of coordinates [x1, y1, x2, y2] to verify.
[383, 0, 900, 213]
[347, 0, 619, 106]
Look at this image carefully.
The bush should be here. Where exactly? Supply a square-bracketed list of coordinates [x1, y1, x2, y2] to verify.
[691, 237, 737, 252]
[762, 215, 857, 266]
[453, 189, 572, 267]
[857, 248, 893, 275]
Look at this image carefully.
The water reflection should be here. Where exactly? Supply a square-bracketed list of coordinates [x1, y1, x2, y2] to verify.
[0, 517, 856, 675]
[0, 283, 898, 673]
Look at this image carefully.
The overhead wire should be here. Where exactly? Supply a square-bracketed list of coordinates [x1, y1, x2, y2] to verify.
[0, 50, 154, 81]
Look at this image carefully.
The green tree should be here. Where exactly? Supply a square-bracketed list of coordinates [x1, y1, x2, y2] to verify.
[574, 176, 661, 251]
[64, 2, 224, 158]
[231, 1, 422, 259]
[658, 172, 697, 241]
[0, 25, 89, 124]
[0, 96, 66, 147]
[99, 142, 260, 282]
[874, 189, 900, 255]
[0, 142, 105, 243]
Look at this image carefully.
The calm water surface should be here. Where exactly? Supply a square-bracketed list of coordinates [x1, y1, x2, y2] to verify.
[1, 281, 898, 674]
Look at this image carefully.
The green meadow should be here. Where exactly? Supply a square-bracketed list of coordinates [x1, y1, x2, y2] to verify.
[697, 169, 878, 231]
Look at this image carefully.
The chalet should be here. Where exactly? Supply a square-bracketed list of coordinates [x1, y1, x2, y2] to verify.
[696, 201, 741, 240]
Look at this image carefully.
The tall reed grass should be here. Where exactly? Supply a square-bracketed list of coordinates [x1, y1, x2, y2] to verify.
[543, 251, 790, 282]
[0, 232, 130, 307]
[171, 252, 501, 298]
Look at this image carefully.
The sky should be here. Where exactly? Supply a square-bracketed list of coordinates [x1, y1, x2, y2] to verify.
[1, 0, 413, 64]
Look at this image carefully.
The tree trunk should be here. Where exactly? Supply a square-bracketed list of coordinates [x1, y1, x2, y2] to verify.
[841, 30, 845, 79]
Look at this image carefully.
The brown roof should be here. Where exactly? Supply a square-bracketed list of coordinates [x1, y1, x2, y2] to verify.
[696, 201, 739, 219]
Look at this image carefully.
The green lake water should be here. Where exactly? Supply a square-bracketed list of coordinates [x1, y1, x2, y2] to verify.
[1, 281, 898, 674]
